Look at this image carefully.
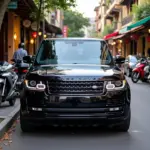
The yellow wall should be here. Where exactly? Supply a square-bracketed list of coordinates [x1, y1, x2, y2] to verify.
[7, 12, 21, 62]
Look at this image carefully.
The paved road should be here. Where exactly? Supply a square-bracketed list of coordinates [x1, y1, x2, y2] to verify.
[2, 77, 150, 150]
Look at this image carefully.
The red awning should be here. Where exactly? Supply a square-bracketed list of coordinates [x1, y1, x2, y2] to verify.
[104, 31, 119, 40]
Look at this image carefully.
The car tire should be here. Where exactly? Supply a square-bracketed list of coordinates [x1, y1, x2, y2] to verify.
[116, 109, 131, 132]
[20, 113, 33, 132]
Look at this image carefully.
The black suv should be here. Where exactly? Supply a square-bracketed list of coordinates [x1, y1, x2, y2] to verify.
[20, 38, 131, 132]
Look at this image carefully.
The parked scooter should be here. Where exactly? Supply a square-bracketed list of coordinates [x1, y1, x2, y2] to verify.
[131, 58, 150, 83]
[12, 60, 29, 85]
[11, 55, 35, 90]
[0, 61, 19, 106]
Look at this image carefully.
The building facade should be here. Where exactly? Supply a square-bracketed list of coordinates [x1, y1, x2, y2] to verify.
[0, 0, 63, 62]
[94, 0, 150, 57]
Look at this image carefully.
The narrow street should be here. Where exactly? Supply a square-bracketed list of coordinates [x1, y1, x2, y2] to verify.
[2, 77, 150, 150]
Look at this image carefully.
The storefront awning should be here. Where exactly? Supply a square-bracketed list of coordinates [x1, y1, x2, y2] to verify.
[112, 34, 126, 40]
[119, 17, 150, 34]
[119, 26, 129, 34]
[128, 16, 150, 30]
[104, 31, 119, 40]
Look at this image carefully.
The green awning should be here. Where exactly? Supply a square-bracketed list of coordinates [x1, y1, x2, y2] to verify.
[119, 16, 150, 34]
[128, 16, 150, 30]
[119, 27, 129, 34]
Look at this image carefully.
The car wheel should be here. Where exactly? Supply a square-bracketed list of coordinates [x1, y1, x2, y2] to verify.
[115, 109, 131, 132]
[126, 68, 131, 77]
[20, 113, 33, 132]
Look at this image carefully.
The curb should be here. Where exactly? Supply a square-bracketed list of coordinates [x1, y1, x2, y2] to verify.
[0, 104, 20, 138]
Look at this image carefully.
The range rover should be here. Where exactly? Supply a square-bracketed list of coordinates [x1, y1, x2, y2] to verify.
[20, 38, 131, 132]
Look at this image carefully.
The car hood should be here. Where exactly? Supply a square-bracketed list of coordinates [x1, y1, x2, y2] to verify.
[26, 64, 125, 80]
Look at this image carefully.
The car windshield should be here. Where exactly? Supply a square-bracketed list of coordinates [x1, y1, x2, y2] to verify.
[35, 40, 114, 65]
[130, 56, 138, 63]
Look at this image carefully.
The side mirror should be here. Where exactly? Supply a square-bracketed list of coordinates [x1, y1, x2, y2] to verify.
[115, 57, 125, 64]
[23, 56, 32, 64]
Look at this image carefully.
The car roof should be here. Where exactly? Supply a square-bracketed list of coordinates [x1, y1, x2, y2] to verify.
[44, 37, 105, 41]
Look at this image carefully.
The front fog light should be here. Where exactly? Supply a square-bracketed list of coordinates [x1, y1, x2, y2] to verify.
[29, 80, 36, 87]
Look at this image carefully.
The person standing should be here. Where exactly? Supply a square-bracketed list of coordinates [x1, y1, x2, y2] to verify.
[13, 43, 28, 62]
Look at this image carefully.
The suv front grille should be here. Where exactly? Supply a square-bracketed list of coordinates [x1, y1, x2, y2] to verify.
[46, 80, 104, 94]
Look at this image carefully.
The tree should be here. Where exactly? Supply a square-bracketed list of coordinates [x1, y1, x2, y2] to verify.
[64, 10, 90, 37]
[101, 25, 114, 37]
[0, 0, 11, 30]
[132, 0, 150, 21]
[31, 0, 76, 48]
[87, 24, 99, 38]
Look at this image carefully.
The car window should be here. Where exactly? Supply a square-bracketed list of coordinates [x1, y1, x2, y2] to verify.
[35, 40, 114, 66]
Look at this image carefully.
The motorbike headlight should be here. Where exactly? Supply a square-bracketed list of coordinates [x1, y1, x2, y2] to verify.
[29, 80, 36, 87]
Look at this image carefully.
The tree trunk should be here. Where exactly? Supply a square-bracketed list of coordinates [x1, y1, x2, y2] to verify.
[0, 0, 11, 30]
[36, 0, 42, 51]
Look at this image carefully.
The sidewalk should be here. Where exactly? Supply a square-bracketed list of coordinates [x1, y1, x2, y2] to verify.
[0, 99, 20, 137]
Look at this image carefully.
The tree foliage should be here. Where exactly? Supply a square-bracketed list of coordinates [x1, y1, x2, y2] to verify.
[101, 25, 114, 37]
[87, 24, 100, 38]
[31, 0, 76, 48]
[132, 0, 150, 21]
[64, 10, 90, 37]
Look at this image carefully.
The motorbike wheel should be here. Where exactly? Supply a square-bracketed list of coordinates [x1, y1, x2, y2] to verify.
[9, 98, 16, 106]
[131, 72, 139, 83]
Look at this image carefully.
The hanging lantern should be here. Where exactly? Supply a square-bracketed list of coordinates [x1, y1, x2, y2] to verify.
[147, 35, 150, 42]
[32, 32, 37, 38]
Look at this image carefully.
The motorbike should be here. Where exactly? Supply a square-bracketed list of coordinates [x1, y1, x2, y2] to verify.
[131, 58, 150, 83]
[11, 59, 29, 90]
[0, 61, 19, 106]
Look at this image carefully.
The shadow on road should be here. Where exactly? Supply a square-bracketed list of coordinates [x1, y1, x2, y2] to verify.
[20, 125, 131, 139]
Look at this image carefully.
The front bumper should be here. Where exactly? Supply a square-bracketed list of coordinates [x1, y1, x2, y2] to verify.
[20, 84, 130, 126]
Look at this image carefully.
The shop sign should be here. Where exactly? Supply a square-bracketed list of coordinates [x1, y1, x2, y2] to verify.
[23, 20, 31, 28]
[8, 0, 18, 9]
[63, 26, 68, 37]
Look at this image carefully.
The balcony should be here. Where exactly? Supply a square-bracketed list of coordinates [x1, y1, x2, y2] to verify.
[122, 15, 133, 26]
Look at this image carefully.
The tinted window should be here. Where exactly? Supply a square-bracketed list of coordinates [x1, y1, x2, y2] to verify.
[35, 40, 114, 65]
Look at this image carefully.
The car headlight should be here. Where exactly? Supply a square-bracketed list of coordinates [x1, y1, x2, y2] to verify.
[25, 80, 46, 91]
[106, 80, 126, 91]
[29, 80, 36, 87]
